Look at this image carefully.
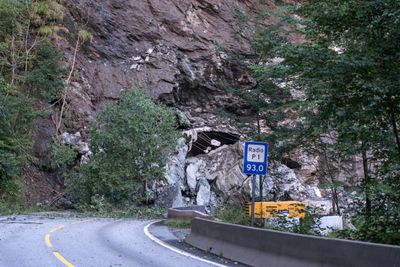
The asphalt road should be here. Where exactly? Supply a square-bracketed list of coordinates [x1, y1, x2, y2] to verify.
[0, 214, 224, 267]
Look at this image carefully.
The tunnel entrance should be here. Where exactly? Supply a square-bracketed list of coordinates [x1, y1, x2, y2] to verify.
[188, 131, 240, 157]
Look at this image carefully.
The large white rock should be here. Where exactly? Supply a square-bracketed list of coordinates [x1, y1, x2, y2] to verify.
[165, 138, 188, 185]
[61, 132, 81, 145]
[214, 164, 247, 197]
[318, 215, 343, 235]
[196, 177, 211, 206]
[186, 158, 205, 193]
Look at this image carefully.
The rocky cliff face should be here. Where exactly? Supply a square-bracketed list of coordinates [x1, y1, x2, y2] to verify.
[31, 0, 352, 213]
[59, 0, 259, 129]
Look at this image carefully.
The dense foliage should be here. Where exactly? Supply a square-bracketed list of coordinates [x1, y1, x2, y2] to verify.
[0, 0, 64, 200]
[67, 90, 178, 207]
[242, 0, 400, 244]
[0, 79, 34, 199]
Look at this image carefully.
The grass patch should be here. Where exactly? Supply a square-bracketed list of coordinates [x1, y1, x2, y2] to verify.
[166, 219, 192, 228]
[0, 200, 50, 216]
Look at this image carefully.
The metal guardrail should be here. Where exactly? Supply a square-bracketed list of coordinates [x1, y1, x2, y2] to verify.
[186, 218, 400, 267]
[167, 208, 213, 221]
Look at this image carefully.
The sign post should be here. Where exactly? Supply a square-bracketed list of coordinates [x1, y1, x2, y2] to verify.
[251, 175, 256, 226]
[243, 141, 269, 227]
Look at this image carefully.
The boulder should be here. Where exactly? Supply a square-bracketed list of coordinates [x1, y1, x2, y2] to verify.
[186, 158, 205, 193]
[165, 138, 188, 185]
[214, 164, 247, 200]
[196, 177, 211, 206]
[156, 183, 184, 208]
[318, 215, 344, 235]
[60, 132, 81, 146]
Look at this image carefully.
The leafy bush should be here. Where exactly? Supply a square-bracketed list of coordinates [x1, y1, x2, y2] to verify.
[49, 140, 78, 171]
[67, 90, 178, 206]
[216, 204, 249, 226]
[265, 206, 323, 236]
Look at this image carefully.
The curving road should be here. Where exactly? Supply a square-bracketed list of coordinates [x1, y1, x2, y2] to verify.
[0, 214, 226, 267]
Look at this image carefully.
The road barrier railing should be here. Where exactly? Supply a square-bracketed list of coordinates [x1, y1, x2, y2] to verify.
[167, 208, 213, 221]
[185, 217, 400, 267]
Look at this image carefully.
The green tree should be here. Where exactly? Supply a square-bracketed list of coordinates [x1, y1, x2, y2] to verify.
[226, 0, 400, 243]
[67, 90, 178, 206]
[0, 78, 34, 199]
[257, 0, 400, 244]
[25, 43, 64, 100]
[0, 0, 71, 204]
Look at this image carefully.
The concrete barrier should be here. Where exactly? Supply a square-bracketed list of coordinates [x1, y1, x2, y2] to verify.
[167, 208, 213, 221]
[186, 218, 400, 267]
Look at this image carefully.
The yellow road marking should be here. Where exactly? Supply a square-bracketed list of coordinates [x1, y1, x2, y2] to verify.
[45, 234, 52, 248]
[53, 252, 75, 267]
[45, 220, 92, 266]
[50, 225, 65, 233]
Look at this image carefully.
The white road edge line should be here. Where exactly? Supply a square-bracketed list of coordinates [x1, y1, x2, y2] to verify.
[144, 220, 229, 267]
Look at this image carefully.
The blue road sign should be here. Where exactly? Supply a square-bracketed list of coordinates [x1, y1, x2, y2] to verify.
[243, 141, 268, 175]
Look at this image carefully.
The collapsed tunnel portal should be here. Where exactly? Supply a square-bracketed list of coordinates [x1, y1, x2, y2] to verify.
[188, 131, 240, 157]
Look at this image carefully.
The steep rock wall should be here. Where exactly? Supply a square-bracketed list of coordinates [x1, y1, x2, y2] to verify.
[59, 0, 261, 129]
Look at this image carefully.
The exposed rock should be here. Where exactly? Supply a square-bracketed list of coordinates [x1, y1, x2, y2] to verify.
[165, 138, 188, 185]
[61, 132, 81, 146]
[289, 149, 319, 183]
[266, 163, 328, 202]
[60, 0, 260, 132]
[282, 157, 301, 169]
[214, 164, 247, 201]
[159, 139, 334, 213]
[185, 158, 205, 193]
[196, 177, 211, 206]
[318, 215, 344, 235]
[60, 132, 93, 164]
[156, 183, 184, 208]
[209, 191, 224, 212]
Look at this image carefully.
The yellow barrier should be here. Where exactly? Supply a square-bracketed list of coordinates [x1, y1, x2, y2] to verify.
[245, 201, 306, 219]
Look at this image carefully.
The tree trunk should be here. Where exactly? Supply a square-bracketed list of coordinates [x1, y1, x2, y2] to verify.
[330, 187, 336, 214]
[323, 148, 341, 215]
[56, 35, 80, 135]
[389, 106, 400, 155]
[11, 34, 16, 85]
[361, 141, 371, 218]
[333, 187, 341, 215]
